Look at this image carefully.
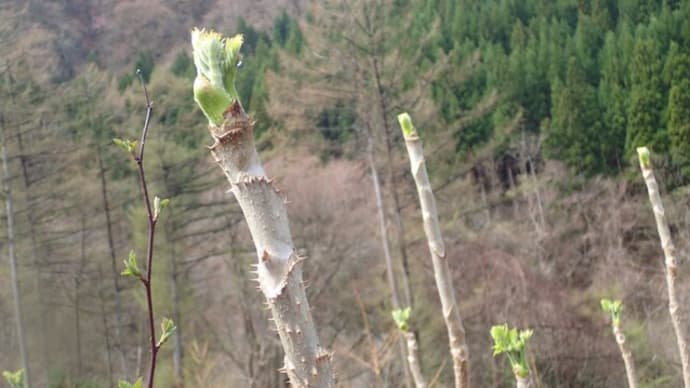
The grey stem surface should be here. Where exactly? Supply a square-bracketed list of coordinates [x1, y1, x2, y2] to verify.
[207, 102, 334, 387]
[639, 154, 690, 387]
[402, 129, 470, 388]
[613, 324, 638, 388]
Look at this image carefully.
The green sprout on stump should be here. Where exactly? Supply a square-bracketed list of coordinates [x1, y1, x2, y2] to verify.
[491, 324, 533, 379]
[118, 377, 143, 388]
[392, 307, 412, 332]
[601, 298, 623, 327]
[191, 28, 243, 126]
[3, 369, 25, 388]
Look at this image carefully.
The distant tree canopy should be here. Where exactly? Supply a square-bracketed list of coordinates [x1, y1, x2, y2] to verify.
[398, 0, 690, 177]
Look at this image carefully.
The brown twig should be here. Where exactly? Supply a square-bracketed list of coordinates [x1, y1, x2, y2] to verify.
[133, 69, 160, 388]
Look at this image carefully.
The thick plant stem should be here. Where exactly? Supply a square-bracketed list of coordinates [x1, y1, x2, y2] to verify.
[400, 115, 470, 388]
[638, 147, 690, 387]
[516, 376, 534, 388]
[403, 331, 426, 388]
[1, 115, 31, 388]
[207, 102, 334, 388]
[612, 324, 638, 388]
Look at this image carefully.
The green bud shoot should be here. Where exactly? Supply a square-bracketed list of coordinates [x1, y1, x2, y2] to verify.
[601, 298, 623, 327]
[121, 250, 141, 278]
[637, 147, 651, 169]
[157, 317, 177, 347]
[118, 377, 143, 388]
[113, 138, 137, 156]
[491, 323, 533, 379]
[392, 307, 412, 332]
[397, 112, 417, 138]
[191, 28, 244, 126]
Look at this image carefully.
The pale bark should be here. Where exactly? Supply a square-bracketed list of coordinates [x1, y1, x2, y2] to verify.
[402, 128, 470, 388]
[403, 331, 426, 388]
[1, 115, 31, 388]
[638, 152, 690, 387]
[516, 375, 534, 388]
[612, 324, 638, 388]
[207, 102, 334, 388]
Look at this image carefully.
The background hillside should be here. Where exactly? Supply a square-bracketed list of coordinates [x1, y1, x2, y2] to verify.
[2, 0, 690, 387]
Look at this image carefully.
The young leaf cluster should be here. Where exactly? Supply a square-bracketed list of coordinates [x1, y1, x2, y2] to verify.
[118, 378, 143, 388]
[191, 28, 244, 125]
[600, 298, 623, 327]
[2, 369, 25, 388]
[491, 324, 533, 378]
[392, 307, 412, 332]
[121, 250, 141, 279]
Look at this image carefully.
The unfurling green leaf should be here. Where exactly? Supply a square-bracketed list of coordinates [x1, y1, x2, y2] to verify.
[154, 196, 170, 221]
[118, 377, 143, 388]
[157, 317, 177, 347]
[601, 298, 623, 326]
[153, 196, 170, 221]
[3, 369, 25, 388]
[113, 138, 137, 156]
[490, 323, 533, 379]
[121, 250, 141, 278]
[191, 28, 244, 126]
[397, 112, 417, 138]
[637, 147, 651, 168]
[392, 307, 412, 332]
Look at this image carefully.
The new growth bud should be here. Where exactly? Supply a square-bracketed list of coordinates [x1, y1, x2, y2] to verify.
[191, 28, 244, 126]
[637, 147, 651, 169]
[397, 112, 417, 138]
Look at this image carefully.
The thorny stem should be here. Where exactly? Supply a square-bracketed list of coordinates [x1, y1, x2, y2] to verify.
[133, 70, 160, 388]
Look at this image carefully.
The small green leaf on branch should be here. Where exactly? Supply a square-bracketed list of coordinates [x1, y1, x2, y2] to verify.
[157, 317, 177, 347]
[153, 196, 170, 221]
[121, 250, 141, 278]
[113, 138, 137, 156]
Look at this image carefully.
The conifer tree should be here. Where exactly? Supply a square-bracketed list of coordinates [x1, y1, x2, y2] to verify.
[664, 42, 690, 177]
[625, 35, 666, 158]
[545, 57, 604, 174]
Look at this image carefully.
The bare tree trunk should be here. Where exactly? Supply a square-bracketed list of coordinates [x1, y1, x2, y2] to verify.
[164, 210, 184, 387]
[400, 115, 470, 388]
[207, 102, 334, 388]
[612, 324, 637, 388]
[96, 153, 127, 378]
[365, 124, 414, 388]
[1, 115, 31, 388]
[97, 263, 115, 388]
[637, 147, 690, 387]
[372, 57, 414, 309]
[75, 213, 88, 377]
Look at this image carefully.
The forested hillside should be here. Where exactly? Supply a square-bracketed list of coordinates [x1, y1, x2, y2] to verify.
[2, 0, 690, 387]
